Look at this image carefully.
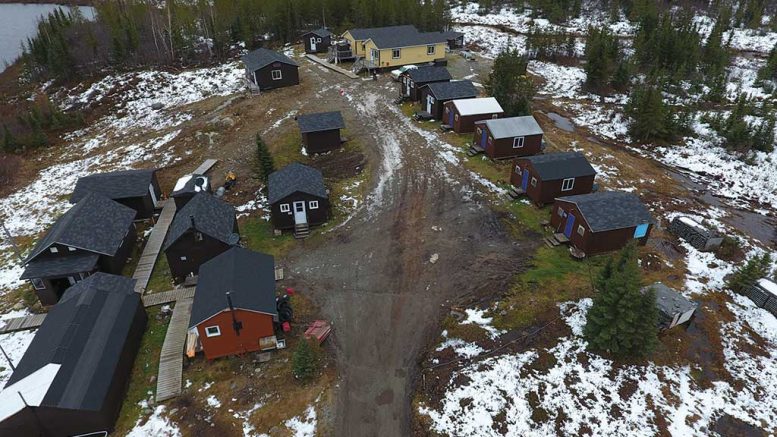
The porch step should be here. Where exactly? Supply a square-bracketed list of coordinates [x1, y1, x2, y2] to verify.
[440, 124, 452, 132]
[294, 223, 310, 239]
[467, 144, 485, 157]
[507, 186, 524, 199]
[553, 233, 570, 244]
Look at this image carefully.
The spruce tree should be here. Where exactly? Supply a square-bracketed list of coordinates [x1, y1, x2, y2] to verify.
[485, 48, 535, 117]
[583, 243, 659, 358]
[758, 43, 777, 81]
[254, 134, 275, 182]
[1, 125, 15, 152]
[292, 338, 319, 381]
[625, 83, 670, 142]
[727, 253, 774, 293]
[584, 26, 620, 92]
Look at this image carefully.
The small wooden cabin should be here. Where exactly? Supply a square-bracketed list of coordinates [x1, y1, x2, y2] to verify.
[70, 169, 162, 219]
[188, 247, 279, 360]
[400, 66, 452, 101]
[296, 111, 346, 154]
[645, 283, 697, 330]
[510, 152, 596, 205]
[418, 80, 477, 120]
[302, 28, 332, 54]
[171, 174, 211, 209]
[241, 48, 299, 90]
[268, 163, 329, 238]
[473, 116, 544, 159]
[20, 194, 137, 306]
[163, 193, 239, 280]
[442, 97, 503, 133]
[0, 273, 146, 437]
[550, 191, 654, 256]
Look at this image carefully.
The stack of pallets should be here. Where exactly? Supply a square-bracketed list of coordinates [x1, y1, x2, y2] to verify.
[669, 216, 724, 252]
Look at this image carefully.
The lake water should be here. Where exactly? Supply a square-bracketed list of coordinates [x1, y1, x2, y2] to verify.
[0, 3, 95, 72]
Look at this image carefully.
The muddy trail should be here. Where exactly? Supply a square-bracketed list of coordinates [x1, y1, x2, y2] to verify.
[283, 66, 532, 436]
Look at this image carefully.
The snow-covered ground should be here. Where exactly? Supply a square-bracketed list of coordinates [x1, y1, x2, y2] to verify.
[127, 405, 181, 437]
[0, 330, 36, 386]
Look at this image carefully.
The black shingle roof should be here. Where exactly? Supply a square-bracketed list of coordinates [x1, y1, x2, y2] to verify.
[70, 169, 156, 203]
[297, 111, 345, 133]
[25, 194, 137, 263]
[440, 30, 464, 40]
[304, 28, 332, 38]
[164, 193, 237, 250]
[521, 152, 596, 181]
[4, 273, 142, 411]
[423, 80, 477, 100]
[189, 247, 278, 328]
[557, 191, 654, 232]
[267, 163, 327, 204]
[347, 25, 418, 41]
[241, 48, 298, 72]
[369, 31, 448, 49]
[20, 252, 100, 280]
[407, 66, 452, 83]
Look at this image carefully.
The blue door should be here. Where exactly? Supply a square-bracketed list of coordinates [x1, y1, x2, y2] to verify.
[481, 129, 487, 147]
[564, 213, 575, 238]
[448, 109, 454, 127]
[521, 169, 529, 191]
[634, 223, 649, 238]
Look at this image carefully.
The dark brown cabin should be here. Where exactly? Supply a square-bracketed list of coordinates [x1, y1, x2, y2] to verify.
[473, 116, 544, 159]
[296, 111, 345, 154]
[20, 194, 137, 306]
[511, 152, 596, 205]
[70, 169, 162, 220]
[400, 66, 451, 101]
[549, 191, 654, 256]
[163, 193, 239, 281]
[171, 174, 211, 209]
[302, 28, 332, 54]
[442, 97, 504, 133]
[418, 80, 477, 120]
[242, 48, 299, 91]
[268, 163, 329, 238]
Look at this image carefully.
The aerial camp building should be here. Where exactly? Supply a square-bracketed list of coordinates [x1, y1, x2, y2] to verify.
[188, 247, 280, 359]
[510, 152, 597, 205]
[296, 111, 346, 154]
[171, 173, 211, 209]
[302, 28, 332, 54]
[163, 193, 239, 280]
[442, 97, 504, 133]
[342, 25, 447, 69]
[20, 194, 137, 306]
[550, 191, 654, 256]
[241, 48, 299, 90]
[0, 273, 146, 437]
[268, 163, 329, 238]
[473, 115, 544, 159]
[70, 168, 162, 220]
[399, 66, 452, 101]
[418, 80, 478, 120]
[441, 30, 465, 49]
[645, 283, 698, 330]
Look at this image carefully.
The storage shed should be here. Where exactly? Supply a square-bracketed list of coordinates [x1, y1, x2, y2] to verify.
[171, 173, 211, 209]
[189, 247, 279, 360]
[400, 66, 452, 101]
[550, 191, 654, 256]
[668, 216, 724, 252]
[511, 151, 596, 205]
[743, 278, 777, 317]
[442, 97, 504, 133]
[268, 163, 329, 238]
[0, 273, 146, 437]
[645, 282, 698, 330]
[20, 194, 137, 306]
[302, 28, 332, 54]
[70, 168, 162, 219]
[296, 111, 346, 154]
[418, 80, 477, 119]
[164, 193, 239, 280]
[473, 115, 544, 159]
[440, 30, 465, 49]
[242, 48, 299, 90]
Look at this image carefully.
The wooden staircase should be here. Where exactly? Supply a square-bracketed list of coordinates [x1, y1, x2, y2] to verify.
[294, 222, 310, 239]
[467, 143, 485, 157]
[507, 186, 524, 199]
[544, 232, 570, 248]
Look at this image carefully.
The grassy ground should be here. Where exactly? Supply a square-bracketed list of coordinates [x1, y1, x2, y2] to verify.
[145, 253, 174, 294]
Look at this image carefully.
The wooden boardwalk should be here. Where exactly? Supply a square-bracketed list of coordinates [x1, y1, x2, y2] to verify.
[0, 313, 47, 334]
[305, 54, 360, 79]
[142, 287, 195, 307]
[132, 199, 177, 294]
[193, 158, 218, 175]
[156, 296, 194, 402]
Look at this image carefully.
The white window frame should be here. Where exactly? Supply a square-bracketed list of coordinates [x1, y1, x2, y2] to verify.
[577, 225, 586, 236]
[205, 325, 221, 337]
[515, 165, 521, 174]
[31, 278, 45, 290]
[271, 69, 282, 80]
[561, 178, 575, 192]
[68, 246, 76, 252]
[280, 203, 291, 213]
[492, 114, 499, 119]
[316, 37, 322, 42]
[49, 247, 59, 254]
[309, 200, 319, 209]
[426, 45, 435, 55]
[454, 114, 459, 121]
[557, 207, 564, 217]
[392, 48, 401, 59]
[180, 256, 187, 261]
[195, 232, 204, 242]
[513, 136, 525, 148]
[530, 177, 537, 187]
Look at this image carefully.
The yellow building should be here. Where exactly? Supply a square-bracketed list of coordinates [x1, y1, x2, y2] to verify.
[342, 25, 449, 69]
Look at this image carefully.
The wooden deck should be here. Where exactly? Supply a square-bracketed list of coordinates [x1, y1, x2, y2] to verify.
[192, 158, 219, 175]
[132, 199, 177, 294]
[156, 296, 194, 402]
[142, 287, 196, 307]
[0, 313, 47, 334]
[305, 54, 360, 79]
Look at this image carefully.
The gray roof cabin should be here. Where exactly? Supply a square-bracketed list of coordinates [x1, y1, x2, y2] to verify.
[423, 80, 477, 101]
[480, 116, 544, 139]
[644, 282, 698, 330]
[556, 191, 654, 233]
[522, 152, 596, 181]
[267, 163, 327, 205]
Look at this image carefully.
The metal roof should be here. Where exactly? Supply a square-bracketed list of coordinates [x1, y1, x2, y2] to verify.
[556, 191, 654, 232]
[267, 162, 327, 204]
[519, 151, 596, 181]
[189, 247, 278, 328]
[164, 193, 237, 250]
[644, 282, 697, 315]
[423, 80, 477, 101]
[241, 48, 298, 72]
[450, 97, 503, 116]
[297, 111, 345, 133]
[25, 194, 137, 263]
[20, 252, 100, 280]
[479, 116, 543, 139]
[172, 174, 209, 197]
[70, 169, 156, 203]
[407, 66, 451, 83]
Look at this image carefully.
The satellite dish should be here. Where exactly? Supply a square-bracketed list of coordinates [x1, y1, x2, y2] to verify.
[227, 233, 240, 245]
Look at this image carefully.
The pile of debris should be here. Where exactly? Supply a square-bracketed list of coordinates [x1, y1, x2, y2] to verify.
[669, 216, 724, 252]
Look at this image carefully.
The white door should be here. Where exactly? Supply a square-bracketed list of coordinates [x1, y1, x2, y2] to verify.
[149, 183, 158, 205]
[426, 95, 434, 113]
[406, 79, 412, 96]
[293, 201, 307, 224]
[310, 37, 317, 51]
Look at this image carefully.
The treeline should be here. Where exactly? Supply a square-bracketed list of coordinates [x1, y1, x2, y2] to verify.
[1, 97, 84, 152]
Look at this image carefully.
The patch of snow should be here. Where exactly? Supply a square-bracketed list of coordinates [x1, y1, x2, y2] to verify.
[462, 308, 505, 339]
[0, 330, 36, 386]
[127, 406, 181, 437]
[206, 395, 221, 408]
[285, 405, 317, 437]
[436, 337, 485, 359]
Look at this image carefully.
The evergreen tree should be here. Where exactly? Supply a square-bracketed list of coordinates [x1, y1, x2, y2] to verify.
[624, 83, 669, 142]
[701, 13, 730, 79]
[485, 48, 535, 117]
[758, 43, 777, 81]
[1, 125, 15, 152]
[255, 134, 275, 182]
[583, 243, 659, 358]
[584, 26, 620, 92]
[292, 338, 319, 381]
[727, 253, 774, 293]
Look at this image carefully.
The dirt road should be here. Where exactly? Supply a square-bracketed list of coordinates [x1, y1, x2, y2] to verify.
[285, 65, 532, 436]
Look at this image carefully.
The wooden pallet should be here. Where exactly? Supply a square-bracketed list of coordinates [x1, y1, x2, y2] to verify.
[304, 54, 360, 79]
[142, 287, 196, 308]
[192, 158, 219, 175]
[132, 199, 177, 294]
[156, 297, 194, 402]
[0, 313, 47, 334]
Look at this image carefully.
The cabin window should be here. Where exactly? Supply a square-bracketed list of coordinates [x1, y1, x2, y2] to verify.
[557, 207, 564, 217]
[530, 177, 537, 187]
[513, 136, 525, 148]
[492, 114, 499, 119]
[392, 48, 401, 59]
[205, 326, 221, 337]
[455, 114, 459, 121]
[427, 45, 435, 55]
[317, 37, 322, 42]
[195, 232, 204, 242]
[31, 278, 45, 290]
[67, 246, 76, 252]
[309, 201, 319, 209]
[577, 225, 585, 236]
[49, 247, 59, 254]
[280, 203, 291, 213]
[515, 165, 521, 174]
[271, 69, 282, 80]
[561, 178, 575, 191]
[180, 256, 187, 261]
[476, 127, 482, 136]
